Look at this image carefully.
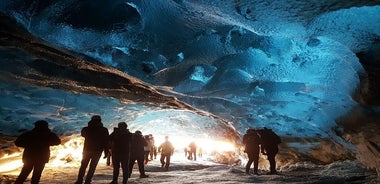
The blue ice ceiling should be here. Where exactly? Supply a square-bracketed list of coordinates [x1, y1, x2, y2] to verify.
[0, 0, 380, 141]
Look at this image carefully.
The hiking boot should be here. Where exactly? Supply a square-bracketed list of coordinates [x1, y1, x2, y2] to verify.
[140, 174, 149, 178]
[245, 169, 250, 175]
[267, 171, 277, 175]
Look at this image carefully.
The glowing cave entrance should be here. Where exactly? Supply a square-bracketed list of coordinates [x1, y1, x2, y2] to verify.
[0, 135, 236, 174]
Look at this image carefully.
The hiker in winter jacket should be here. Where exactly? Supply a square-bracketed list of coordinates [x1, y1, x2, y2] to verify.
[158, 136, 175, 171]
[258, 127, 281, 174]
[75, 115, 109, 184]
[129, 130, 149, 178]
[109, 122, 132, 184]
[14, 120, 61, 184]
[242, 128, 262, 175]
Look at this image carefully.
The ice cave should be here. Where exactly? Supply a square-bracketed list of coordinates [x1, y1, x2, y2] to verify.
[0, 0, 379, 183]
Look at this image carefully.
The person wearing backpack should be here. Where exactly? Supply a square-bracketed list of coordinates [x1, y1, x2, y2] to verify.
[242, 128, 262, 175]
[129, 130, 149, 178]
[259, 127, 281, 174]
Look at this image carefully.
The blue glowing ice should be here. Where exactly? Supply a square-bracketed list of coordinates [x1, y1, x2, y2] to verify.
[0, 0, 379, 141]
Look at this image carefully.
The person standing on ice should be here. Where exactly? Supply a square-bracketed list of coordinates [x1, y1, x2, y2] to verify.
[143, 135, 151, 164]
[128, 130, 149, 178]
[188, 141, 197, 161]
[14, 120, 61, 184]
[242, 128, 262, 175]
[258, 127, 281, 174]
[109, 122, 132, 184]
[198, 147, 203, 159]
[148, 134, 157, 160]
[158, 136, 175, 171]
[75, 115, 109, 184]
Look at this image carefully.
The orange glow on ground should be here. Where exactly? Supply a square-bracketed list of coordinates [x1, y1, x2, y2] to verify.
[48, 136, 84, 167]
[0, 153, 23, 173]
[0, 135, 236, 171]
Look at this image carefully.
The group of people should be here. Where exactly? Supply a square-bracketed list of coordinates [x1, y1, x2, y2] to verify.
[143, 134, 157, 164]
[74, 115, 173, 184]
[242, 127, 281, 175]
[13, 115, 175, 184]
[13, 115, 281, 184]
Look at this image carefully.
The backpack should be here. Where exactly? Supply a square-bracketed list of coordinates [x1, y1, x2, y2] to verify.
[243, 130, 261, 152]
[261, 128, 281, 145]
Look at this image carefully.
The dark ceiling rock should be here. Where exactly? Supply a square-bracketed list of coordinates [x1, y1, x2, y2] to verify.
[5, 0, 141, 32]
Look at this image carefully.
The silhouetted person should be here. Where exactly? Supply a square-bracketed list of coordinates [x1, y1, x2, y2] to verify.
[148, 134, 156, 160]
[143, 135, 151, 164]
[109, 122, 132, 184]
[198, 147, 203, 159]
[188, 141, 197, 161]
[129, 130, 149, 178]
[158, 136, 174, 171]
[258, 127, 281, 174]
[106, 150, 112, 166]
[153, 145, 157, 159]
[75, 115, 109, 184]
[14, 120, 61, 184]
[106, 127, 118, 167]
[184, 147, 188, 158]
[242, 128, 261, 175]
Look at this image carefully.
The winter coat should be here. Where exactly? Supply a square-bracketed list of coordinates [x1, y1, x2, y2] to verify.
[15, 126, 61, 163]
[81, 120, 109, 154]
[242, 130, 261, 154]
[143, 136, 151, 152]
[130, 134, 147, 156]
[158, 141, 174, 156]
[189, 142, 197, 152]
[259, 129, 281, 155]
[109, 128, 132, 156]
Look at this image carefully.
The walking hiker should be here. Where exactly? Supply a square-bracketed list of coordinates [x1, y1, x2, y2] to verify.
[75, 115, 109, 184]
[188, 141, 197, 161]
[158, 136, 174, 171]
[129, 130, 149, 178]
[109, 122, 132, 184]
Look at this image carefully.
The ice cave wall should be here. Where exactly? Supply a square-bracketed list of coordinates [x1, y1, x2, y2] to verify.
[0, 12, 239, 159]
[0, 0, 380, 171]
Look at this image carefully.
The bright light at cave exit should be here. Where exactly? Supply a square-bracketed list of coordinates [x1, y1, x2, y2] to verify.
[0, 135, 235, 172]
[154, 135, 236, 154]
